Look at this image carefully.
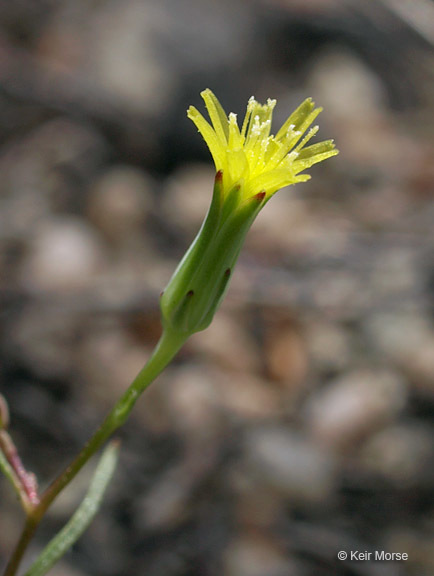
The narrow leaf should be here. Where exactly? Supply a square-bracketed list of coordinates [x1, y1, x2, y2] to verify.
[24, 441, 120, 576]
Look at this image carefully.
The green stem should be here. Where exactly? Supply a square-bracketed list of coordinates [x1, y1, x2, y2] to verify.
[3, 328, 186, 576]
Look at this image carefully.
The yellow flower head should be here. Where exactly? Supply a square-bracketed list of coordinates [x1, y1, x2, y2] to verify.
[161, 89, 338, 338]
[187, 89, 338, 201]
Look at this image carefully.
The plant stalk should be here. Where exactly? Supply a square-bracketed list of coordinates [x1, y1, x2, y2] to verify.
[3, 328, 186, 576]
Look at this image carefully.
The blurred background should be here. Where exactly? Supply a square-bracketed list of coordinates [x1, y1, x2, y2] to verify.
[0, 0, 434, 575]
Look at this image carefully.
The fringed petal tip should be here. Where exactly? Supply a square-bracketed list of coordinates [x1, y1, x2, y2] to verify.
[188, 90, 338, 200]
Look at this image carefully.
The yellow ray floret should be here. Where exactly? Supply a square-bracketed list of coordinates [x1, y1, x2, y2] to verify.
[187, 89, 338, 200]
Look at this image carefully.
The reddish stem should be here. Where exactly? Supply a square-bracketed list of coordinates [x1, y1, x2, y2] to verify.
[0, 431, 39, 507]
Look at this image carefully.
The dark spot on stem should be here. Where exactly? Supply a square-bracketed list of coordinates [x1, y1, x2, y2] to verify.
[224, 268, 231, 277]
[186, 290, 194, 297]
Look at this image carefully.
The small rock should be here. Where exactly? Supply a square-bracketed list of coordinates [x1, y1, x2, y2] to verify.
[308, 47, 387, 119]
[90, 1, 175, 114]
[215, 370, 282, 420]
[304, 369, 407, 451]
[371, 247, 416, 298]
[246, 193, 352, 260]
[9, 305, 76, 379]
[305, 319, 352, 373]
[136, 444, 217, 531]
[224, 534, 299, 576]
[359, 423, 434, 486]
[189, 311, 261, 374]
[137, 469, 190, 530]
[143, 362, 280, 438]
[149, 364, 222, 439]
[364, 313, 434, 396]
[232, 479, 283, 529]
[364, 313, 429, 362]
[307, 46, 415, 176]
[20, 218, 106, 292]
[243, 426, 336, 503]
[87, 166, 153, 243]
[263, 322, 308, 393]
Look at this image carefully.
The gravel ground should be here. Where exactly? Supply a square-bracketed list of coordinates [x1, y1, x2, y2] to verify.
[0, 1, 433, 575]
